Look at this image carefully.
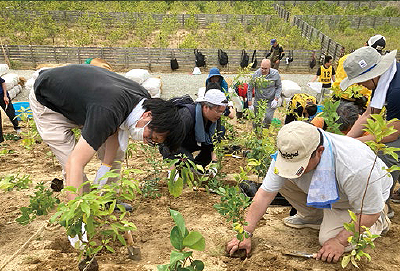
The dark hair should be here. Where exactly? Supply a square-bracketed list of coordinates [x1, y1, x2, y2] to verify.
[324, 55, 333, 64]
[336, 101, 359, 132]
[143, 98, 185, 151]
[310, 129, 324, 158]
[206, 82, 221, 91]
[305, 104, 317, 117]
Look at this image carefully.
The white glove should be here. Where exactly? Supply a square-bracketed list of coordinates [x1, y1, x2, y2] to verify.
[207, 163, 218, 178]
[168, 170, 179, 181]
[93, 163, 112, 188]
[271, 100, 278, 109]
[248, 105, 254, 112]
[228, 101, 234, 107]
[68, 222, 88, 250]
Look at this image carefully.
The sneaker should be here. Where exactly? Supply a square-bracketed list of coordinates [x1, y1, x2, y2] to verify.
[283, 214, 322, 230]
[15, 128, 22, 135]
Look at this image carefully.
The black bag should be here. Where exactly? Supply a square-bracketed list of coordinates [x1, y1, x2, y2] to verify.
[286, 50, 294, 64]
[309, 52, 316, 69]
[251, 50, 258, 69]
[194, 49, 206, 67]
[169, 94, 195, 108]
[170, 51, 179, 70]
[218, 49, 229, 66]
[240, 49, 249, 68]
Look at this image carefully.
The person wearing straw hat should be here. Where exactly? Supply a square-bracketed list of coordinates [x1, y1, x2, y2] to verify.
[160, 88, 228, 170]
[226, 121, 392, 262]
[341, 46, 400, 211]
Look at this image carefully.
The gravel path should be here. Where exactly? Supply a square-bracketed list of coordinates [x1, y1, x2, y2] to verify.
[10, 69, 315, 101]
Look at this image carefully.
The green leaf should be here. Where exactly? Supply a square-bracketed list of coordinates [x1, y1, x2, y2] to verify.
[350, 255, 359, 268]
[157, 265, 169, 271]
[170, 226, 184, 250]
[183, 231, 205, 251]
[341, 254, 351, 268]
[105, 245, 115, 253]
[80, 201, 90, 217]
[348, 210, 357, 222]
[170, 209, 186, 237]
[170, 250, 192, 263]
[191, 260, 204, 271]
[168, 176, 183, 197]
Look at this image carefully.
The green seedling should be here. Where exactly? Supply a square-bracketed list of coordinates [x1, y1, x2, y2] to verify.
[16, 182, 59, 225]
[167, 154, 197, 197]
[50, 168, 140, 262]
[157, 209, 205, 271]
[214, 186, 251, 242]
[0, 174, 32, 191]
[341, 110, 400, 268]
[141, 178, 161, 199]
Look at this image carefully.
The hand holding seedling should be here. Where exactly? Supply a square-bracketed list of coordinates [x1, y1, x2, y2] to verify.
[226, 235, 251, 257]
[316, 237, 345, 263]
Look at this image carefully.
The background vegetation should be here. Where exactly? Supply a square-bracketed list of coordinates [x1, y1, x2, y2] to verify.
[0, 1, 398, 53]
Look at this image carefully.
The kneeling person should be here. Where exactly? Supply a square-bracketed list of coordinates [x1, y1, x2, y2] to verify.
[227, 121, 392, 262]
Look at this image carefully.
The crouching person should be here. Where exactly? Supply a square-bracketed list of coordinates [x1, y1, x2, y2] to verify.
[159, 89, 228, 173]
[227, 121, 392, 262]
[30, 64, 184, 203]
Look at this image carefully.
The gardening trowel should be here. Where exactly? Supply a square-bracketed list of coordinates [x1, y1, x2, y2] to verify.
[124, 230, 141, 260]
[283, 251, 316, 259]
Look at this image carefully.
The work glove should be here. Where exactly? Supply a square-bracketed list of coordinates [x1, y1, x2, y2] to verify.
[248, 105, 254, 112]
[206, 162, 218, 178]
[68, 222, 88, 250]
[168, 170, 179, 182]
[93, 163, 112, 188]
[270, 100, 278, 109]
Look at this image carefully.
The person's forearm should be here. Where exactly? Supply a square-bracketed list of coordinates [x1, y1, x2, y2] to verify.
[311, 75, 318, 82]
[102, 132, 119, 165]
[334, 213, 380, 246]
[65, 137, 96, 201]
[347, 107, 372, 138]
[244, 189, 277, 233]
[211, 151, 217, 162]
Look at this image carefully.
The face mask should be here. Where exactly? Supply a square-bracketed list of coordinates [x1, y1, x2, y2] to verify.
[130, 119, 150, 142]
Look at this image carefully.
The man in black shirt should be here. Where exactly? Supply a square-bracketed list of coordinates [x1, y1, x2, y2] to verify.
[30, 64, 184, 201]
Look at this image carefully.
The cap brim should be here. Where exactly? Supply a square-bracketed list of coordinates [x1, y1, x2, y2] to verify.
[340, 50, 397, 90]
[275, 152, 311, 179]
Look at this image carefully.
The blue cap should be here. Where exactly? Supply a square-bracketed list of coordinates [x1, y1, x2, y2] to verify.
[270, 39, 277, 45]
[207, 67, 222, 80]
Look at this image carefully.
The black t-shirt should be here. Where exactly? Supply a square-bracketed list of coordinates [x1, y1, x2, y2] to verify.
[34, 64, 151, 150]
[383, 62, 400, 121]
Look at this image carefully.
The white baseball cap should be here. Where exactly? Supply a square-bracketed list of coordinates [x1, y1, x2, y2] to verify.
[275, 121, 320, 178]
[196, 89, 228, 106]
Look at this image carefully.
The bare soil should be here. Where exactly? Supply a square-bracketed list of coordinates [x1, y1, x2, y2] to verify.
[0, 117, 400, 271]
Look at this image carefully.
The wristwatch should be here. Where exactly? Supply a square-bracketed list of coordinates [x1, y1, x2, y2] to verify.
[244, 230, 253, 238]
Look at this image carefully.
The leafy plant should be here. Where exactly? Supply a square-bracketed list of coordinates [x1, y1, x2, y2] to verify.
[0, 174, 32, 191]
[214, 186, 251, 242]
[16, 182, 60, 225]
[167, 154, 197, 197]
[50, 168, 140, 260]
[319, 99, 342, 134]
[341, 110, 400, 268]
[141, 178, 161, 199]
[157, 209, 205, 271]
[15, 107, 41, 150]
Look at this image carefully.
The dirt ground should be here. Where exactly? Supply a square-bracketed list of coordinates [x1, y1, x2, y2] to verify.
[0, 115, 400, 271]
